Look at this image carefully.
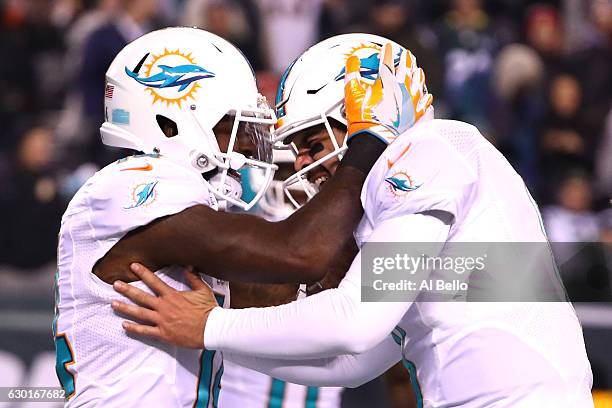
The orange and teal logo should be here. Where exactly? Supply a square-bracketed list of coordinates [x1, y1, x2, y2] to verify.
[125, 181, 158, 209]
[385, 170, 421, 197]
[125, 49, 215, 108]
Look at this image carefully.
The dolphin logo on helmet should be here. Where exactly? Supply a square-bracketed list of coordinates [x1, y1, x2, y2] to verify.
[125, 64, 215, 92]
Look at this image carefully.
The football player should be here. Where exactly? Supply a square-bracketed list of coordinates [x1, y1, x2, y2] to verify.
[112, 34, 594, 407]
[54, 28, 392, 407]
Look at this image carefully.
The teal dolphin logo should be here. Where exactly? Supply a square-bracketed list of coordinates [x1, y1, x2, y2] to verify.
[334, 52, 401, 82]
[385, 175, 421, 193]
[125, 64, 215, 92]
[125, 181, 158, 209]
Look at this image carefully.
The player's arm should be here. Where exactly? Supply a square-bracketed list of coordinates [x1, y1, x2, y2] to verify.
[229, 239, 357, 308]
[221, 335, 401, 388]
[95, 139, 382, 286]
[98, 42, 399, 286]
[112, 211, 451, 353]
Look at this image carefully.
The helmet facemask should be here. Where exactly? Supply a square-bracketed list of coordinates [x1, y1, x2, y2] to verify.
[276, 100, 348, 209]
[245, 148, 298, 221]
[193, 99, 278, 211]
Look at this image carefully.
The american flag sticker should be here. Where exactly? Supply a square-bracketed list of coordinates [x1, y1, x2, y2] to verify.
[105, 84, 114, 99]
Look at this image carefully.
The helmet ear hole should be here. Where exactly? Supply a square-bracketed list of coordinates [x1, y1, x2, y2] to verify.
[156, 115, 179, 138]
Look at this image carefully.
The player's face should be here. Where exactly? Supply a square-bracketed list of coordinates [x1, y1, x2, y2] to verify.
[291, 124, 346, 188]
[213, 115, 257, 158]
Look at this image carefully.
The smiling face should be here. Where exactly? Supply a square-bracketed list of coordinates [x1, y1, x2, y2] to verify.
[290, 120, 347, 189]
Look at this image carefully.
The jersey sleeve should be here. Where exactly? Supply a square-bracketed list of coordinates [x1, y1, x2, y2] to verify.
[222, 335, 401, 388]
[85, 156, 213, 242]
[362, 136, 476, 225]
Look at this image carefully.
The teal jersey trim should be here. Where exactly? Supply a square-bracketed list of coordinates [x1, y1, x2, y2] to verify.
[195, 350, 216, 408]
[195, 294, 225, 408]
[53, 270, 76, 399]
[267, 379, 286, 408]
[305, 386, 319, 408]
[390, 326, 423, 408]
[268, 378, 319, 408]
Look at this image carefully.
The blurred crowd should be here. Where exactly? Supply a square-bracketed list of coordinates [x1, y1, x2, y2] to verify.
[0, 0, 610, 295]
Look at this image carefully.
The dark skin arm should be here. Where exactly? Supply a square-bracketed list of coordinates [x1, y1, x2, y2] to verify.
[229, 237, 358, 308]
[95, 141, 379, 286]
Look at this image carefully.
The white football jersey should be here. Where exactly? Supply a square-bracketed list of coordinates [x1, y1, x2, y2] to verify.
[54, 154, 229, 408]
[357, 116, 593, 407]
[220, 359, 342, 408]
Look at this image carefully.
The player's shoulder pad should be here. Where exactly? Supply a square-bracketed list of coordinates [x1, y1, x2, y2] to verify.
[78, 154, 214, 238]
[93, 153, 202, 193]
[363, 126, 477, 224]
[382, 127, 474, 184]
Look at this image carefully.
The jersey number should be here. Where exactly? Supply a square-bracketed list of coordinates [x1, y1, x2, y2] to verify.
[54, 333, 76, 399]
[268, 379, 319, 408]
[53, 271, 76, 399]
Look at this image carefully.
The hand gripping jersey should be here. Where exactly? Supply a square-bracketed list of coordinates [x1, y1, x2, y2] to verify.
[54, 154, 229, 407]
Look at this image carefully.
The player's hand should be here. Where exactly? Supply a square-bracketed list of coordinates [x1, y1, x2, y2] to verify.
[111, 263, 218, 349]
[344, 42, 433, 144]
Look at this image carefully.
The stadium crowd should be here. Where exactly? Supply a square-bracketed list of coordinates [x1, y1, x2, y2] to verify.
[0, 0, 610, 305]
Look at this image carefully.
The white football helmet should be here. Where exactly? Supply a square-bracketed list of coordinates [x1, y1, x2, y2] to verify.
[101, 27, 277, 210]
[274, 33, 433, 207]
